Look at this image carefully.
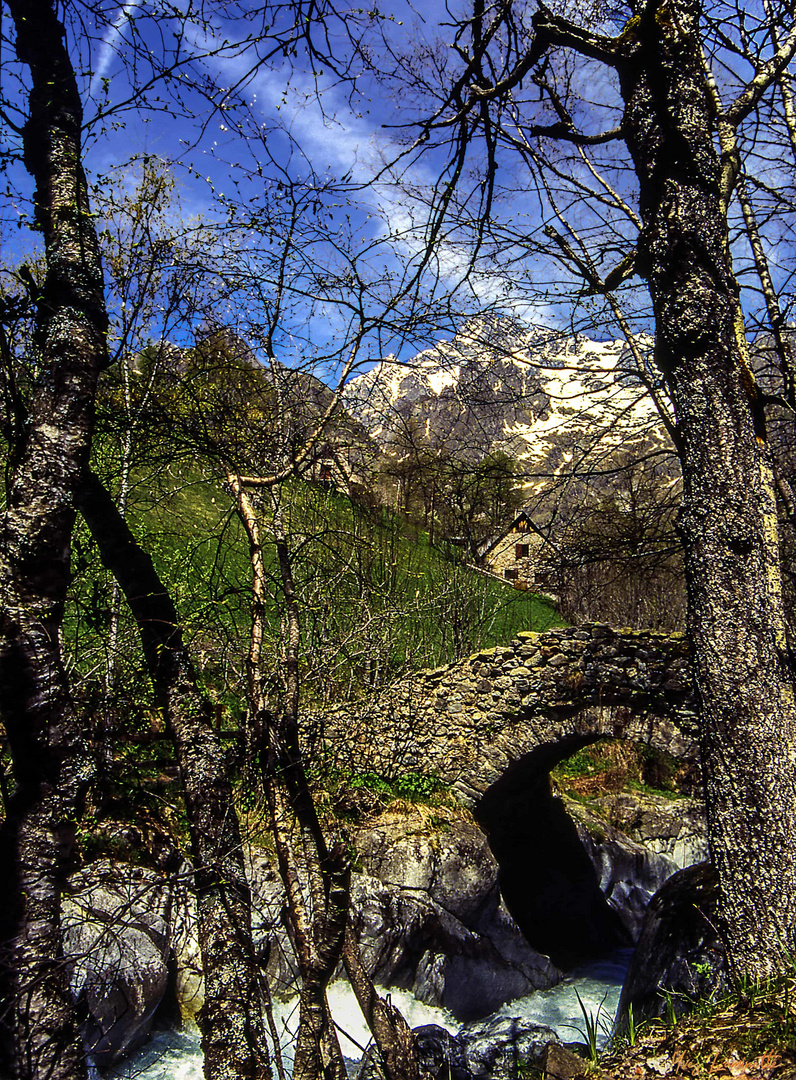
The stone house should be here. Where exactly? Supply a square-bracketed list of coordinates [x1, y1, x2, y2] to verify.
[478, 511, 546, 587]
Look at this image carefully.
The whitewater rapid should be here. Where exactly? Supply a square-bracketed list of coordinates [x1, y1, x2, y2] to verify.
[105, 950, 631, 1079]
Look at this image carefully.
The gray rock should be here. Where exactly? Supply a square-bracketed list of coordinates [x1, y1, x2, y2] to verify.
[65, 782, 693, 1071]
[246, 852, 299, 996]
[567, 799, 680, 939]
[415, 1025, 472, 1080]
[543, 1041, 591, 1080]
[168, 875, 204, 1025]
[357, 1024, 472, 1080]
[63, 861, 171, 1066]
[351, 871, 557, 1019]
[245, 822, 559, 1021]
[591, 793, 707, 868]
[614, 862, 728, 1031]
[73, 820, 557, 1045]
[459, 1015, 559, 1080]
[350, 807, 560, 1017]
[353, 807, 498, 927]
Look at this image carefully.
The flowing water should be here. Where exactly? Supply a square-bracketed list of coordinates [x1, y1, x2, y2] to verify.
[105, 949, 632, 1079]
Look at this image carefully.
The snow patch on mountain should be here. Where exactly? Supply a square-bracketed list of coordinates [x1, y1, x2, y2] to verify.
[344, 320, 668, 486]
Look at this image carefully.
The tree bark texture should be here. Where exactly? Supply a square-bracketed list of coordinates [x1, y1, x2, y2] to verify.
[77, 473, 272, 1080]
[613, 0, 796, 977]
[0, 3, 109, 1076]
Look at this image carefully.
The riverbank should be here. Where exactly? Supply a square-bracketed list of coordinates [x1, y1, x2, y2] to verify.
[106, 952, 631, 1079]
[598, 974, 796, 1080]
[104, 966, 796, 1080]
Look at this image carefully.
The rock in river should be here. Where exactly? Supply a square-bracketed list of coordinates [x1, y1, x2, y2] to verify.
[63, 861, 171, 1066]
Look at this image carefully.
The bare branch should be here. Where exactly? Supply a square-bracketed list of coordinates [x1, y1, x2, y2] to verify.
[727, 18, 796, 124]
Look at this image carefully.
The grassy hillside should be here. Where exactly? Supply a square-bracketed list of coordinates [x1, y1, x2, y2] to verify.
[66, 467, 563, 725]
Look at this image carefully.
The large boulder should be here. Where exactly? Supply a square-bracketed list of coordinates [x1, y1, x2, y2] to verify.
[166, 869, 205, 1025]
[357, 1024, 472, 1080]
[350, 873, 557, 1020]
[63, 861, 171, 1066]
[353, 806, 501, 927]
[567, 798, 681, 940]
[359, 1015, 561, 1080]
[245, 835, 560, 1021]
[64, 789, 685, 1068]
[350, 805, 561, 1017]
[246, 853, 300, 996]
[458, 1015, 559, 1080]
[414, 1025, 472, 1080]
[614, 862, 728, 1030]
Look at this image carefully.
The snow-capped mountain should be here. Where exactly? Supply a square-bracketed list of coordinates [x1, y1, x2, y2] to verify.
[344, 319, 671, 490]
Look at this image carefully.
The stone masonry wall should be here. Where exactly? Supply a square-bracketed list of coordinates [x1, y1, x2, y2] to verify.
[320, 624, 698, 806]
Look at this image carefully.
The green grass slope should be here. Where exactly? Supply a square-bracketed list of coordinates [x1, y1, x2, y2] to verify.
[67, 467, 563, 719]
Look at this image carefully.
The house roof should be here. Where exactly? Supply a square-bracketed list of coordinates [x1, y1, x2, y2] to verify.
[476, 510, 538, 559]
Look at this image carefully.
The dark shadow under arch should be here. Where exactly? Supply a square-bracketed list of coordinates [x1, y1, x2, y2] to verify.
[475, 735, 634, 969]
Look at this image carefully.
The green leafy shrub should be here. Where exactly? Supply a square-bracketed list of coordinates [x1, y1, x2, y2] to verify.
[339, 769, 450, 812]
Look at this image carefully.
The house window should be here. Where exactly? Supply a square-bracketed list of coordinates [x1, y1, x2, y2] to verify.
[504, 567, 519, 580]
[515, 543, 529, 560]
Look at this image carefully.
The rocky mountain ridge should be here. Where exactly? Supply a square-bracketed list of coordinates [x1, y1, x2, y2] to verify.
[343, 319, 672, 492]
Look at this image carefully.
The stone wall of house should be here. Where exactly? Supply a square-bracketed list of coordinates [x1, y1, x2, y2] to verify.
[485, 530, 544, 586]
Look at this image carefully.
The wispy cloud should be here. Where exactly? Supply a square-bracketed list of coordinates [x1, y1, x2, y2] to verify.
[98, 13, 551, 331]
[90, 0, 143, 100]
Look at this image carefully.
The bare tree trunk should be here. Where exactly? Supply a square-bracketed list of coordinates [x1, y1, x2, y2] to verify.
[0, 3, 111, 1076]
[76, 472, 272, 1080]
[613, 0, 796, 978]
[341, 923, 420, 1080]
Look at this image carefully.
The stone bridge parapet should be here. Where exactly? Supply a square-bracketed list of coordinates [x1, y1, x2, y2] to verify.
[321, 624, 698, 806]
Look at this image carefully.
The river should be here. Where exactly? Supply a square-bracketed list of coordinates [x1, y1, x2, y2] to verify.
[105, 949, 631, 1078]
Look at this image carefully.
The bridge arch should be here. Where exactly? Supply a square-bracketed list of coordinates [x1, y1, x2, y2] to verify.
[473, 734, 675, 966]
[325, 624, 699, 803]
[323, 624, 701, 967]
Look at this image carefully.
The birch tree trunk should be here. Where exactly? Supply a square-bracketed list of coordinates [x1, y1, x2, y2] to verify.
[0, 3, 109, 1075]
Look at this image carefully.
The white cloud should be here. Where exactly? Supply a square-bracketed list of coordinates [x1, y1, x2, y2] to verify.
[90, 0, 143, 100]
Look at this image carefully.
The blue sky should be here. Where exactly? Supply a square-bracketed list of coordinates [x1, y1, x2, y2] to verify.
[2, 0, 793, 381]
[2, 0, 565, 380]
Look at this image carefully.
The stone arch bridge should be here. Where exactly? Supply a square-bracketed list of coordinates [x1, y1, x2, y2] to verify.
[322, 623, 698, 807]
[322, 623, 700, 966]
